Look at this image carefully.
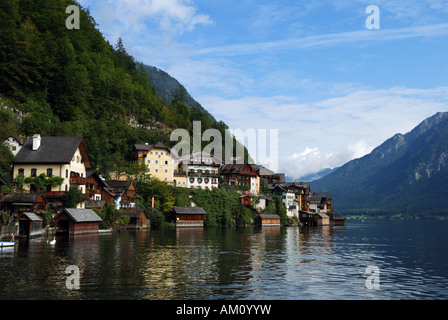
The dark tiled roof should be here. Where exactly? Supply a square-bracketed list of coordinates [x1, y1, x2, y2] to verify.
[134, 141, 170, 151]
[13, 136, 88, 165]
[316, 212, 330, 219]
[20, 212, 43, 221]
[85, 200, 106, 209]
[7, 135, 25, 145]
[117, 209, 148, 218]
[173, 207, 206, 215]
[104, 180, 133, 196]
[178, 151, 223, 165]
[2, 193, 44, 203]
[220, 163, 257, 176]
[253, 165, 275, 176]
[259, 214, 280, 219]
[61, 208, 103, 222]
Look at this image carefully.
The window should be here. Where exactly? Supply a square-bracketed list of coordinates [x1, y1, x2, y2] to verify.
[31, 168, 37, 177]
[47, 168, 53, 177]
[148, 168, 151, 173]
[147, 160, 151, 164]
[155, 151, 158, 155]
[76, 156, 80, 163]
[164, 169, 168, 173]
[165, 160, 168, 165]
[18, 168, 24, 176]
[155, 160, 159, 164]
[66, 170, 68, 178]
[155, 169, 158, 173]
[150, 152, 153, 155]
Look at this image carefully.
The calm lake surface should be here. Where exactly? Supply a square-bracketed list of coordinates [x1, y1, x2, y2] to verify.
[1, 219, 447, 300]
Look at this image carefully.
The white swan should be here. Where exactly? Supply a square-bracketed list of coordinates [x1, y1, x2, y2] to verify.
[49, 237, 56, 245]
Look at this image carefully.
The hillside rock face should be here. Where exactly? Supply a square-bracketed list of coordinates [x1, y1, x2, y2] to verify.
[311, 112, 448, 216]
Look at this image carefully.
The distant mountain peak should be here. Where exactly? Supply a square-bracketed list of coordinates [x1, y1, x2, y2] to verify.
[142, 64, 216, 122]
[311, 111, 448, 217]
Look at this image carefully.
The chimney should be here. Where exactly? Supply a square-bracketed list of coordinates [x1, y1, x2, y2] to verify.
[32, 134, 41, 151]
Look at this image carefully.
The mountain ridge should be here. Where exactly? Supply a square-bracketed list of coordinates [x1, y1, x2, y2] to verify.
[142, 64, 216, 122]
[311, 111, 448, 217]
[0, 0, 235, 177]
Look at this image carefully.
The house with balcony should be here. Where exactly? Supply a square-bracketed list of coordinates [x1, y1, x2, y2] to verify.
[102, 180, 138, 210]
[220, 162, 260, 195]
[177, 151, 222, 190]
[12, 134, 92, 209]
[253, 165, 285, 185]
[269, 181, 311, 212]
[270, 184, 299, 218]
[308, 193, 333, 214]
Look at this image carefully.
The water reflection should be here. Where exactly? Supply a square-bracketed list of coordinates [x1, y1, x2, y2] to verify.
[1, 221, 447, 300]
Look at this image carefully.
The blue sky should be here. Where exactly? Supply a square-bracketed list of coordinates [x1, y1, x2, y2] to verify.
[77, 0, 448, 179]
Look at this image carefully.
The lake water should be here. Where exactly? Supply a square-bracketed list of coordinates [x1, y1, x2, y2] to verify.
[1, 220, 447, 300]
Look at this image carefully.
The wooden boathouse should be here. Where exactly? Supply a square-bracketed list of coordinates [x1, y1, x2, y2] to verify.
[18, 212, 44, 238]
[327, 213, 346, 226]
[255, 214, 281, 227]
[54, 208, 103, 235]
[299, 210, 330, 226]
[116, 208, 149, 229]
[172, 207, 206, 227]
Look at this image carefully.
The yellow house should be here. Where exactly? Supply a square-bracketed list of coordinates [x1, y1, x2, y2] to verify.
[12, 134, 92, 208]
[134, 141, 178, 185]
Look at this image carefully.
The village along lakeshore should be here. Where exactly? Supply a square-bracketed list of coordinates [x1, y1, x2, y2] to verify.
[1, 1, 448, 303]
[1, 134, 448, 301]
[1, 133, 343, 239]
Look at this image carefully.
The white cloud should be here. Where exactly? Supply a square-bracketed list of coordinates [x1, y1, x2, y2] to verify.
[199, 86, 448, 179]
[192, 22, 448, 57]
[79, 0, 213, 47]
[347, 140, 374, 160]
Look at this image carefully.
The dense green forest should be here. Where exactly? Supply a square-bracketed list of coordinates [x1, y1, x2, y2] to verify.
[0, 0, 233, 179]
[0, 0, 261, 227]
[133, 176, 288, 227]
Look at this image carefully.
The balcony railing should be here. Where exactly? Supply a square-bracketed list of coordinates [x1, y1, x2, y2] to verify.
[70, 176, 87, 185]
[43, 191, 65, 199]
[187, 171, 220, 177]
[173, 171, 187, 177]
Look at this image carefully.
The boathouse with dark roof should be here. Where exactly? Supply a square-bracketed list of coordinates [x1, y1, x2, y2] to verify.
[172, 206, 206, 227]
[54, 208, 103, 235]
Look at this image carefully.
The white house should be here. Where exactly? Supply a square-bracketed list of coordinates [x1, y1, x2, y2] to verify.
[270, 184, 299, 218]
[3, 135, 25, 157]
[178, 151, 221, 190]
[12, 134, 92, 208]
